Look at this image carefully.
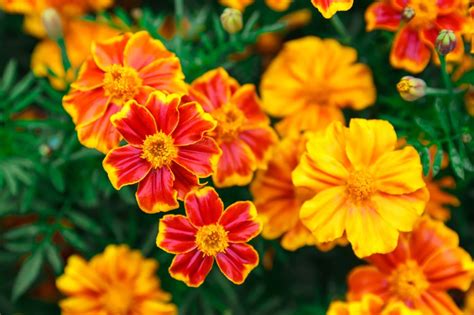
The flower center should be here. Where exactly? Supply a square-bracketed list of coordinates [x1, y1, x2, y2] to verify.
[141, 132, 177, 169]
[346, 170, 375, 202]
[195, 224, 229, 256]
[102, 286, 133, 315]
[390, 260, 429, 300]
[405, 0, 438, 29]
[103, 64, 142, 103]
[212, 103, 246, 142]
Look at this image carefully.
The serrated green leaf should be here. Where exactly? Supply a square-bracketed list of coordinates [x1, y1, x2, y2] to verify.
[45, 244, 63, 275]
[448, 142, 465, 179]
[12, 249, 43, 301]
[61, 228, 89, 252]
[66, 210, 102, 235]
[49, 166, 65, 192]
[3, 224, 41, 240]
[1, 59, 17, 91]
[419, 146, 431, 176]
[414, 117, 438, 139]
[8, 73, 35, 102]
[434, 98, 450, 134]
[432, 144, 444, 177]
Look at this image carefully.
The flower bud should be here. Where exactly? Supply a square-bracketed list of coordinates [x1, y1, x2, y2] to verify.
[220, 8, 243, 34]
[41, 8, 63, 41]
[435, 29, 456, 56]
[396, 76, 427, 101]
[401, 7, 415, 22]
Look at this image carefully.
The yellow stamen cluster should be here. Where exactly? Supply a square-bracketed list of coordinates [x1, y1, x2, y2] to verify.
[390, 260, 429, 300]
[195, 224, 229, 256]
[141, 132, 177, 169]
[212, 103, 246, 142]
[103, 64, 142, 103]
[346, 170, 375, 202]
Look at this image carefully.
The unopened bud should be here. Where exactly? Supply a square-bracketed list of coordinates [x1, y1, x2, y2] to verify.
[41, 8, 63, 41]
[131, 8, 143, 21]
[220, 8, 243, 34]
[402, 7, 415, 22]
[435, 29, 456, 56]
[396, 76, 427, 101]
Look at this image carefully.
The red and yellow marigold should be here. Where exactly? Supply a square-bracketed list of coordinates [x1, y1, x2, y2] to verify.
[56, 244, 177, 315]
[260, 37, 375, 136]
[63, 31, 186, 153]
[186, 68, 277, 187]
[103, 91, 220, 214]
[328, 293, 422, 315]
[156, 187, 262, 287]
[348, 217, 473, 315]
[311, 0, 354, 19]
[365, 0, 468, 73]
[292, 119, 429, 258]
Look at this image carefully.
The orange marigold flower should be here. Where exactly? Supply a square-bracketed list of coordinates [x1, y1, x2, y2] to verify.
[156, 187, 262, 287]
[365, 0, 468, 73]
[265, 0, 291, 11]
[56, 244, 177, 315]
[251, 135, 346, 251]
[1, 0, 113, 38]
[31, 20, 119, 90]
[466, 286, 474, 315]
[186, 68, 277, 187]
[327, 293, 423, 315]
[292, 119, 429, 258]
[63, 31, 186, 153]
[219, 0, 254, 11]
[425, 176, 460, 221]
[348, 217, 473, 315]
[311, 0, 354, 19]
[103, 91, 220, 213]
[260, 37, 375, 136]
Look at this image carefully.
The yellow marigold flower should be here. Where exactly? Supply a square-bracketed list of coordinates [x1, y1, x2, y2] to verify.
[219, 0, 254, 11]
[292, 119, 429, 258]
[31, 20, 119, 90]
[260, 37, 376, 136]
[327, 294, 423, 315]
[311, 0, 354, 19]
[265, 0, 291, 11]
[251, 135, 346, 251]
[466, 286, 474, 315]
[1, 0, 113, 38]
[56, 244, 177, 315]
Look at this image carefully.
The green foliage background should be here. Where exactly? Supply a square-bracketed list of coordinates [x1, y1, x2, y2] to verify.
[0, 0, 473, 314]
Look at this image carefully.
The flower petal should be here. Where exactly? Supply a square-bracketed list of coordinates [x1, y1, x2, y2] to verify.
[347, 266, 390, 300]
[169, 162, 201, 200]
[144, 92, 180, 135]
[216, 243, 259, 284]
[419, 290, 464, 315]
[103, 145, 152, 190]
[156, 215, 197, 254]
[213, 139, 257, 187]
[92, 33, 131, 70]
[76, 104, 122, 154]
[345, 202, 399, 258]
[300, 186, 348, 243]
[123, 31, 173, 71]
[435, 14, 465, 32]
[172, 102, 216, 146]
[219, 201, 261, 243]
[185, 187, 223, 227]
[310, 0, 354, 19]
[390, 26, 431, 73]
[71, 58, 105, 91]
[62, 87, 109, 127]
[231, 84, 269, 124]
[365, 2, 401, 31]
[238, 127, 277, 167]
[372, 146, 425, 195]
[345, 119, 397, 167]
[136, 167, 179, 213]
[175, 137, 220, 177]
[140, 57, 187, 93]
[111, 100, 157, 146]
[372, 187, 428, 232]
[169, 249, 214, 287]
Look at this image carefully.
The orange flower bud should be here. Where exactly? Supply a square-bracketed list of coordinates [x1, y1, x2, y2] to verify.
[435, 29, 457, 56]
[397, 76, 427, 101]
[41, 8, 63, 41]
[220, 8, 243, 34]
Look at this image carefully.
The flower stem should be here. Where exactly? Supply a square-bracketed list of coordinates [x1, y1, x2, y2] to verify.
[57, 37, 71, 73]
[330, 15, 350, 43]
[438, 55, 453, 99]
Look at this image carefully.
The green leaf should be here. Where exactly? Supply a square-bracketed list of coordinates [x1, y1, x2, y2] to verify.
[419, 146, 431, 176]
[1, 59, 17, 91]
[45, 244, 63, 275]
[3, 224, 41, 240]
[49, 166, 65, 192]
[61, 228, 90, 252]
[448, 142, 465, 179]
[8, 73, 35, 103]
[12, 249, 44, 301]
[66, 210, 103, 235]
[434, 98, 450, 134]
[414, 117, 438, 139]
[432, 144, 444, 177]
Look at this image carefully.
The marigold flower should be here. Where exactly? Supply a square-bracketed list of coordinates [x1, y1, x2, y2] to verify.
[311, 0, 353, 19]
[466, 286, 474, 315]
[292, 119, 429, 258]
[328, 294, 422, 315]
[260, 37, 375, 136]
[348, 217, 473, 314]
[1, 0, 113, 38]
[265, 0, 291, 11]
[186, 68, 277, 187]
[63, 31, 186, 153]
[251, 135, 346, 251]
[425, 176, 459, 221]
[31, 20, 119, 90]
[56, 244, 177, 315]
[365, 0, 468, 73]
[219, 0, 254, 11]
[156, 187, 262, 287]
[103, 91, 220, 213]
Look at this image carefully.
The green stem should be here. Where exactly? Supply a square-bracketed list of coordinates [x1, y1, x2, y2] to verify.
[174, 0, 184, 57]
[330, 15, 350, 43]
[425, 87, 464, 96]
[439, 55, 454, 99]
[57, 37, 71, 77]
